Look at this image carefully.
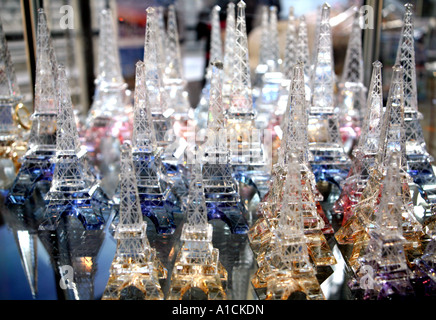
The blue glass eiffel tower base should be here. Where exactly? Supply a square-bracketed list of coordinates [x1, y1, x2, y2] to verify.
[138, 191, 179, 235]
[133, 151, 182, 235]
[205, 201, 249, 234]
[407, 156, 436, 207]
[39, 185, 112, 231]
[7, 151, 55, 205]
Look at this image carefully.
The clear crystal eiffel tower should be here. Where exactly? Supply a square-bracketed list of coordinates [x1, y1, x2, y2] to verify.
[335, 65, 423, 270]
[222, 2, 236, 105]
[337, 7, 367, 151]
[7, 9, 58, 204]
[396, 3, 436, 209]
[142, 7, 187, 202]
[349, 152, 415, 300]
[194, 5, 223, 130]
[255, 6, 285, 129]
[102, 142, 167, 300]
[168, 161, 227, 300]
[271, 6, 298, 119]
[143, 7, 175, 151]
[296, 16, 311, 102]
[282, 7, 297, 79]
[226, 1, 269, 199]
[0, 14, 28, 188]
[164, 4, 190, 137]
[248, 62, 330, 248]
[249, 63, 336, 267]
[201, 61, 248, 234]
[130, 60, 179, 235]
[84, 8, 132, 176]
[253, 5, 271, 92]
[251, 155, 325, 300]
[308, 3, 350, 190]
[333, 61, 384, 225]
[39, 65, 111, 231]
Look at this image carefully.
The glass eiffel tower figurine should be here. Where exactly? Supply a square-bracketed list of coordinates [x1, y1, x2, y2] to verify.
[7, 9, 58, 203]
[39, 65, 111, 231]
[0, 14, 29, 189]
[202, 61, 248, 234]
[102, 142, 167, 300]
[130, 60, 179, 235]
[252, 5, 271, 93]
[168, 161, 227, 300]
[396, 3, 436, 210]
[281, 7, 296, 80]
[335, 66, 423, 270]
[143, 7, 175, 151]
[255, 6, 284, 130]
[83, 8, 132, 177]
[251, 155, 325, 300]
[308, 3, 350, 191]
[271, 6, 297, 120]
[222, 2, 236, 105]
[337, 7, 367, 152]
[164, 4, 191, 138]
[226, 1, 269, 199]
[248, 63, 333, 257]
[194, 5, 223, 130]
[333, 61, 384, 225]
[349, 152, 415, 300]
[142, 7, 187, 202]
[296, 16, 311, 101]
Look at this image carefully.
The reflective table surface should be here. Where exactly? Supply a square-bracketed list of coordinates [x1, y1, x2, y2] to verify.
[0, 184, 355, 300]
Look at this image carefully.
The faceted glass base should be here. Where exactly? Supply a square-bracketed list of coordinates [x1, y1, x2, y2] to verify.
[7, 153, 55, 204]
[39, 186, 111, 231]
[168, 247, 227, 300]
[102, 251, 167, 300]
[264, 273, 325, 300]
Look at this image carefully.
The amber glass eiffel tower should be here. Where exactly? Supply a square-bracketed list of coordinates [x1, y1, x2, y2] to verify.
[248, 63, 333, 259]
[7, 9, 58, 203]
[335, 65, 423, 270]
[168, 162, 227, 300]
[333, 61, 384, 225]
[102, 143, 167, 300]
[251, 155, 325, 300]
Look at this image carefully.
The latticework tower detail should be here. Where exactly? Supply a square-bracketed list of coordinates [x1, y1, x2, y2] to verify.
[7, 9, 58, 203]
[39, 65, 111, 231]
[102, 143, 167, 300]
[251, 155, 325, 300]
[168, 162, 227, 300]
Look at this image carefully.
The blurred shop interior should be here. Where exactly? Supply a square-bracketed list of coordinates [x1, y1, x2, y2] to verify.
[2, 0, 436, 155]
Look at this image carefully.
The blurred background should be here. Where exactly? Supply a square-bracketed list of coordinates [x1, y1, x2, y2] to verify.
[2, 0, 436, 155]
